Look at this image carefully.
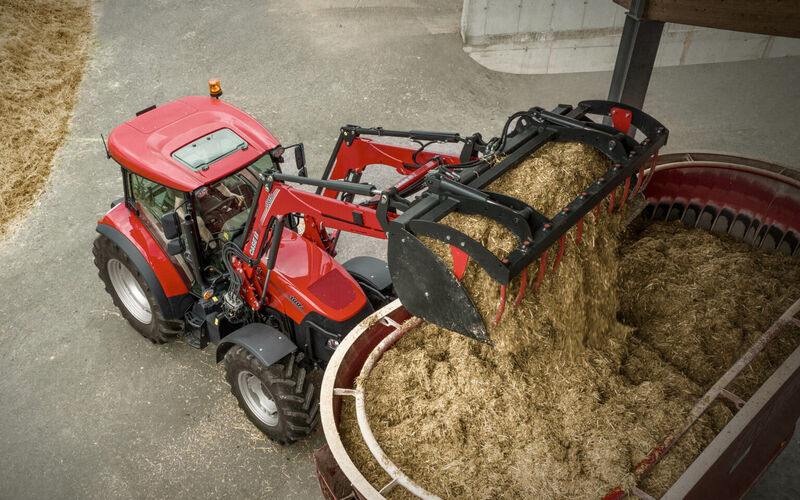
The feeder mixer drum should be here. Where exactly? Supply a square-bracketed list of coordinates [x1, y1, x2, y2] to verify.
[316, 153, 800, 499]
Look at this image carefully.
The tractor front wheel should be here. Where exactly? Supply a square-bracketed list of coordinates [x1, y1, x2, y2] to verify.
[225, 347, 320, 444]
[93, 235, 183, 343]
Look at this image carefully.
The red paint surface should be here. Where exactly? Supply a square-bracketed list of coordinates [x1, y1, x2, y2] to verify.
[610, 107, 632, 134]
[552, 234, 566, 272]
[450, 246, 470, 280]
[262, 231, 367, 324]
[320, 136, 464, 199]
[108, 96, 280, 191]
[643, 164, 800, 235]
[97, 204, 190, 297]
[308, 269, 357, 310]
[534, 250, 547, 292]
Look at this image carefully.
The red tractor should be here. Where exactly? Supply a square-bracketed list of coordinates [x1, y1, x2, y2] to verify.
[95, 80, 666, 443]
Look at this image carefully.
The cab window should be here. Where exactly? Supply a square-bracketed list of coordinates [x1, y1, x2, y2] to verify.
[128, 173, 183, 221]
[248, 153, 276, 175]
[194, 154, 276, 246]
[126, 172, 194, 285]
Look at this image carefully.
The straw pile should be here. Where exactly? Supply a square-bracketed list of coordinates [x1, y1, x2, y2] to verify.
[0, 0, 92, 240]
[424, 141, 630, 354]
[339, 142, 800, 499]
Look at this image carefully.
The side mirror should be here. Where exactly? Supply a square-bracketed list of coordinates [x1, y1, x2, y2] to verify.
[161, 212, 182, 240]
[295, 143, 307, 177]
[167, 237, 186, 256]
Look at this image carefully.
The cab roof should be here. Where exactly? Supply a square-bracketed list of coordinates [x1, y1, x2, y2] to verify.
[107, 96, 280, 191]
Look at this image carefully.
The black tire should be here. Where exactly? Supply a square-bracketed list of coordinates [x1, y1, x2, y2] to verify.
[93, 235, 183, 343]
[224, 346, 320, 444]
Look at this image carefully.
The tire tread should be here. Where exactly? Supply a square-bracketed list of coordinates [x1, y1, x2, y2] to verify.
[224, 346, 319, 444]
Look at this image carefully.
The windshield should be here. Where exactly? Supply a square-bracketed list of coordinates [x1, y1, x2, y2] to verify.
[194, 154, 276, 247]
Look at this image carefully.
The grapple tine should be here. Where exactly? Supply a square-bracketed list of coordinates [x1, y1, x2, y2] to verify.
[641, 151, 659, 193]
[593, 203, 601, 224]
[619, 176, 631, 208]
[575, 217, 584, 244]
[493, 285, 507, 328]
[514, 268, 528, 309]
[553, 234, 566, 272]
[632, 165, 646, 195]
[534, 250, 548, 292]
[450, 245, 470, 280]
[607, 190, 616, 214]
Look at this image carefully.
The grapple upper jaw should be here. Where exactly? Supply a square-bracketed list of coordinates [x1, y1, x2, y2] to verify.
[378, 100, 669, 344]
[387, 228, 491, 344]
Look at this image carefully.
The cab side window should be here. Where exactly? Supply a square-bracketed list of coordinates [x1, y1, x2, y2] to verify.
[128, 173, 182, 222]
[126, 171, 194, 286]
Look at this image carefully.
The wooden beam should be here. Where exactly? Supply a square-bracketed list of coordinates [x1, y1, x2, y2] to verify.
[614, 0, 800, 38]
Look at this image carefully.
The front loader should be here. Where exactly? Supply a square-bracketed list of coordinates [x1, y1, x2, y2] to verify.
[94, 80, 667, 442]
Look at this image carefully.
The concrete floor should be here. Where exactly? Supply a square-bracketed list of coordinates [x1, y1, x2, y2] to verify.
[0, 0, 798, 498]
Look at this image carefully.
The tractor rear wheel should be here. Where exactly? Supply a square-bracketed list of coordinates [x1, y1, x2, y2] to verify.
[224, 346, 320, 444]
[93, 235, 183, 343]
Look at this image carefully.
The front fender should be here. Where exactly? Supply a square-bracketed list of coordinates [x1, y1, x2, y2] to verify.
[216, 323, 298, 365]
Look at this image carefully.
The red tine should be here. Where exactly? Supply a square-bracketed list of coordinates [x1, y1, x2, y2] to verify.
[514, 268, 528, 309]
[593, 203, 601, 224]
[450, 245, 469, 280]
[619, 176, 631, 208]
[607, 190, 616, 214]
[534, 250, 548, 292]
[493, 285, 507, 327]
[575, 217, 584, 244]
[553, 234, 566, 272]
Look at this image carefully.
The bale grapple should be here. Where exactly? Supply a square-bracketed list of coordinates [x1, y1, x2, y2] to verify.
[383, 101, 667, 343]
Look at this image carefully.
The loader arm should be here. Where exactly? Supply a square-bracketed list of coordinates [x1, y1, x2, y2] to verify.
[243, 180, 390, 263]
[318, 126, 481, 199]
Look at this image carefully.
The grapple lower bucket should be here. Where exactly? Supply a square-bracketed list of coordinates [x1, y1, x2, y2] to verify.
[384, 100, 669, 342]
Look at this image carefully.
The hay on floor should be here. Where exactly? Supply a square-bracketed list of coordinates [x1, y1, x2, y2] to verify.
[0, 0, 92, 240]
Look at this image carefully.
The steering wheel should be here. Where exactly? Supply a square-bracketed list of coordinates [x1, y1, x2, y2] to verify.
[205, 195, 240, 216]
[203, 196, 243, 232]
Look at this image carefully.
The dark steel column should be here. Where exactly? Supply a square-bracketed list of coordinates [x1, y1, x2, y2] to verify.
[608, 0, 664, 109]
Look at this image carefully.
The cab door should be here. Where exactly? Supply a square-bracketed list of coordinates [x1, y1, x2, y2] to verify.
[126, 171, 195, 289]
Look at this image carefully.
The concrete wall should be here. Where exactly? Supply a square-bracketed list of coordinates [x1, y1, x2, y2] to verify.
[461, 0, 800, 74]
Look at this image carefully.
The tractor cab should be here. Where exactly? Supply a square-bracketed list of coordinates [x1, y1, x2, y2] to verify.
[106, 95, 286, 289]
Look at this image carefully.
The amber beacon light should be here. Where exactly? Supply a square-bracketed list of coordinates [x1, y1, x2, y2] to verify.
[208, 78, 222, 98]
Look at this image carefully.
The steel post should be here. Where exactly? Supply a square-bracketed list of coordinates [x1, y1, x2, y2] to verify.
[608, 0, 664, 109]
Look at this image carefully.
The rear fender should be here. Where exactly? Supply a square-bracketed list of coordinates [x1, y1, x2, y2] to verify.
[342, 256, 392, 292]
[216, 323, 298, 365]
[343, 256, 393, 308]
[97, 204, 193, 319]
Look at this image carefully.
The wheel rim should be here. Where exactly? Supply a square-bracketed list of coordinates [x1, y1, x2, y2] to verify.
[107, 258, 152, 324]
[238, 370, 279, 427]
